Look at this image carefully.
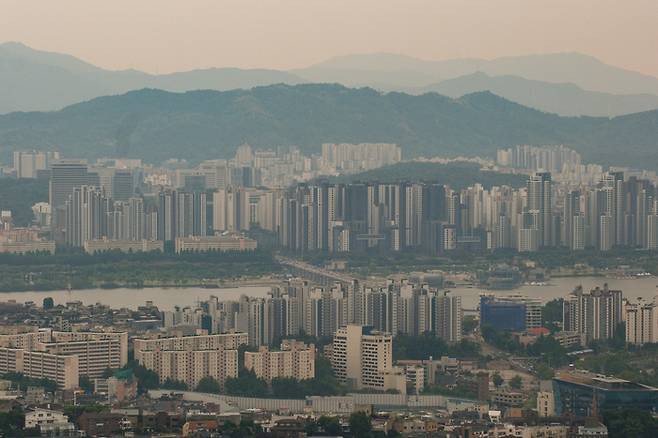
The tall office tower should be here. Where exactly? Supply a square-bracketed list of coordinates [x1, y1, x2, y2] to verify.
[13, 150, 59, 178]
[526, 172, 552, 247]
[112, 169, 135, 201]
[50, 160, 100, 240]
[433, 291, 462, 342]
[563, 285, 623, 343]
[331, 325, 406, 393]
[198, 159, 230, 189]
[625, 299, 658, 345]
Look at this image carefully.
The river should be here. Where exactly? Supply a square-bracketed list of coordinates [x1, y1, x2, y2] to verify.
[0, 276, 656, 311]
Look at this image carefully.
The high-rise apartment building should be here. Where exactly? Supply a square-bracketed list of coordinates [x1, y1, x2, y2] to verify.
[563, 285, 623, 343]
[331, 325, 406, 393]
[625, 299, 658, 346]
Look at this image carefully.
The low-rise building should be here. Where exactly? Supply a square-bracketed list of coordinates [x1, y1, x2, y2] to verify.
[553, 331, 585, 349]
[25, 408, 77, 435]
[175, 235, 257, 253]
[83, 239, 164, 254]
[0, 240, 56, 254]
[491, 389, 526, 407]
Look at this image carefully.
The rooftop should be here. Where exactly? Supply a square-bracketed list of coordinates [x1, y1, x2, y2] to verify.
[555, 371, 658, 392]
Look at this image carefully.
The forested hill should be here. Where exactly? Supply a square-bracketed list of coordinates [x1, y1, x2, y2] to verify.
[1, 84, 657, 168]
[320, 161, 527, 189]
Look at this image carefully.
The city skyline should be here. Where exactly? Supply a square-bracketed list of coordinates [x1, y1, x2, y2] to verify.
[0, 0, 657, 77]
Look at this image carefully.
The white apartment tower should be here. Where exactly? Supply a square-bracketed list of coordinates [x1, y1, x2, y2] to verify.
[331, 325, 406, 393]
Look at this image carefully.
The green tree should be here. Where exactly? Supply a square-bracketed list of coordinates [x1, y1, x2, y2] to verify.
[349, 412, 372, 438]
[161, 378, 188, 391]
[603, 409, 658, 438]
[126, 361, 159, 392]
[541, 299, 563, 332]
[317, 416, 341, 435]
[78, 375, 94, 393]
[462, 315, 478, 334]
[196, 376, 221, 394]
[224, 369, 268, 397]
[492, 372, 503, 387]
[509, 375, 523, 389]
[42, 297, 54, 310]
[535, 363, 555, 380]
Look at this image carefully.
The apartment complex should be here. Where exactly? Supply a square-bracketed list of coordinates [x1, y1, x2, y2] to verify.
[0, 329, 128, 383]
[244, 340, 315, 381]
[160, 279, 463, 349]
[134, 333, 247, 389]
[331, 325, 406, 393]
[321, 143, 401, 172]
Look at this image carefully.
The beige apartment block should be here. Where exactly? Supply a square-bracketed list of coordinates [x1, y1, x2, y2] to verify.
[138, 348, 238, 389]
[134, 333, 247, 389]
[134, 332, 248, 361]
[0, 329, 127, 381]
[0, 348, 79, 390]
[244, 340, 315, 381]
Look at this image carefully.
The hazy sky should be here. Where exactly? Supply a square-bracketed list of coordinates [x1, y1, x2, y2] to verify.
[1, 0, 657, 76]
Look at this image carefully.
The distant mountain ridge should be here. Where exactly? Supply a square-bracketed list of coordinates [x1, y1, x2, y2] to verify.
[2, 42, 658, 117]
[1, 84, 657, 170]
[298, 52, 658, 95]
[0, 42, 305, 113]
[415, 72, 658, 117]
